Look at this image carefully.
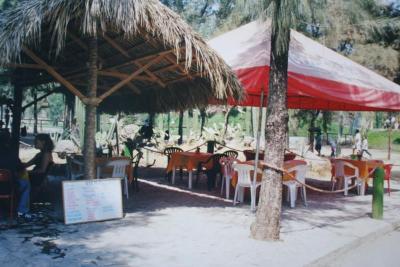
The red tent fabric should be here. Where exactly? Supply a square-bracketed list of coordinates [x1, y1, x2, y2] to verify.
[208, 21, 400, 111]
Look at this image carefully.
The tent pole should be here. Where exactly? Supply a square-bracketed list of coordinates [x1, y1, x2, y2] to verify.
[253, 90, 265, 188]
[388, 126, 391, 160]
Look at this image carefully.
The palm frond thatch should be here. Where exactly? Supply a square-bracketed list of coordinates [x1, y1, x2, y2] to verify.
[0, 0, 243, 113]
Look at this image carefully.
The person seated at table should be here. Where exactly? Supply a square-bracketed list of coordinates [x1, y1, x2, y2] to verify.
[24, 134, 54, 200]
[0, 131, 31, 220]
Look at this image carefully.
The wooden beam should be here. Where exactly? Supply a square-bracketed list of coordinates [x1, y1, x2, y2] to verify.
[98, 70, 153, 82]
[22, 89, 56, 110]
[5, 63, 45, 70]
[165, 73, 203, 85]
[99, 54, 165, 101]
[102, 34, 131, 58]
[108, 48, 179, 70]
[102, 33, 166, 88]
[141, 33, 193, 79]
[22, 47, 86, 100]
[68, 32, 141, 94]
[153, 57, 197, 73]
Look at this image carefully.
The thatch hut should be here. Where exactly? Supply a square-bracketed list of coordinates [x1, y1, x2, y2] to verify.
[0, 0, 243, 179]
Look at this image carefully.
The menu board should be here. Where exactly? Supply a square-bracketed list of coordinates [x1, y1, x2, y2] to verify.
[62, 178, 123, 225]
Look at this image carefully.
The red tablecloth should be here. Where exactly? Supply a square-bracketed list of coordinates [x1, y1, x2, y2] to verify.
[166, 152, 212, 173]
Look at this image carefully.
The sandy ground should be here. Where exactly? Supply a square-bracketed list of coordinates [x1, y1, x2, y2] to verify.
[328, 227, 400, 267]
[0, 145, 399, 267]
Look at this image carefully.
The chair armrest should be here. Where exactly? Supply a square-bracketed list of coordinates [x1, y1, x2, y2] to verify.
[343, 162, 360, 177]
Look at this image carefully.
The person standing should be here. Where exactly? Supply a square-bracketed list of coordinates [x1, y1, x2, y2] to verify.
[328, 137, 336, 157]
[353, 129, 362, 155]
[362, 134, 371, 157]
[315, 130, 322, 156]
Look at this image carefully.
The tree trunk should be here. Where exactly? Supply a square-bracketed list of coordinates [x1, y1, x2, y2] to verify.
[308, 111, 320, 151]
[178, 110, 184, 145]
[33, 90, 38, 134]
[252, 107, 259, 139]
[83, 36, 98, 180]
[200, 108, 206, 137]
[250, 0, 291, 241]
[245, 108, 252, 136]
[223, 106, 234, 137]
[11, 82, 23, 159]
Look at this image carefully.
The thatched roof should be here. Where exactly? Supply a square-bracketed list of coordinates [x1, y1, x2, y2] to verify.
[0, 0, 243, 113]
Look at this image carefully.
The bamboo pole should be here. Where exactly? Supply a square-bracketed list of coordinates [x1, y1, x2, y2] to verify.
[253, 91, 265, 187]
[388, 126, 391, 160]
[11, 82, 23, 159]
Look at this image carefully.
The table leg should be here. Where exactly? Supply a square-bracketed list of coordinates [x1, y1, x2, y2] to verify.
[172, 167, 176, 185]
[239, 187, 244, 202]
[189, 171, 193, 189]
[360, 180, 366, 196]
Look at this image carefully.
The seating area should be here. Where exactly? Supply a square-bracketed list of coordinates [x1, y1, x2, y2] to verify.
[161, 145, 395, 212]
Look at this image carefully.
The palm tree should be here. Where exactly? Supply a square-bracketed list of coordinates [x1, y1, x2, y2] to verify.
[83, 36, 98, 180]
[237, 0, 298, 241]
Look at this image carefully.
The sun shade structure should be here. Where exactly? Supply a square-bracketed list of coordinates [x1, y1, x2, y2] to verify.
[208, 21, 400, 111]
[0, 0, 243, 180]
[0, 0, 242, 113]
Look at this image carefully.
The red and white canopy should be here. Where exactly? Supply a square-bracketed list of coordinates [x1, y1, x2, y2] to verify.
[208, 21, 400, 111]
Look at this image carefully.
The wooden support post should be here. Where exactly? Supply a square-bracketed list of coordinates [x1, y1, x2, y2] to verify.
[83, 36, 98, 180]
[33, 90, 38, 134]
[11, 81, 23, 159]
[23, 89, 56, 110]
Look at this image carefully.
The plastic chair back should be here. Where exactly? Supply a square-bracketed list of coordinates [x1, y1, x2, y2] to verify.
[287, 164, 307, 183]
[105, 159, 131, 178]
[223, 150, 239, 159]
[334, 160, 346, 177]
[220, 157, 236, 178]
[384, 164, 392, 180]
[164, 147, 183, 160]
[233, 164, 261, 186]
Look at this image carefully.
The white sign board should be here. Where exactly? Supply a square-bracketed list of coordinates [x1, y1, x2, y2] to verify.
[62, 178, 123, 225]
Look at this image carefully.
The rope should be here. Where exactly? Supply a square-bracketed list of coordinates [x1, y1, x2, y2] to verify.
[142, 146, 164, 155]
[215, 142, 245, 153]
[259, 161, 360, 194]
[185, 141, 207, 152]
[284, 148, 332, 162]
[141, 142, 208, 154]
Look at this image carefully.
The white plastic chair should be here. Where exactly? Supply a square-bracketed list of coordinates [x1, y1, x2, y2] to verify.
[283, 164, 308, 208]
[232, 164, 262, 211]
[332, 160, 360, 196]
[219, 157, 236, 199]
[98, 159, 131, 199]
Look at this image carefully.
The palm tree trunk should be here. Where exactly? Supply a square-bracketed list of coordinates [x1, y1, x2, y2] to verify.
[223, 106, 234, 137]
[83, 36, 98, 180]
[251, 0, 291, 241]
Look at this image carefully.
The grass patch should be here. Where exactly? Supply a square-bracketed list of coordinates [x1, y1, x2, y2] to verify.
[368, 130, 400, 152]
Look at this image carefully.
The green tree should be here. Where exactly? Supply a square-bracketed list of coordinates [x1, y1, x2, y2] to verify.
[238, 0, 299, 241]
